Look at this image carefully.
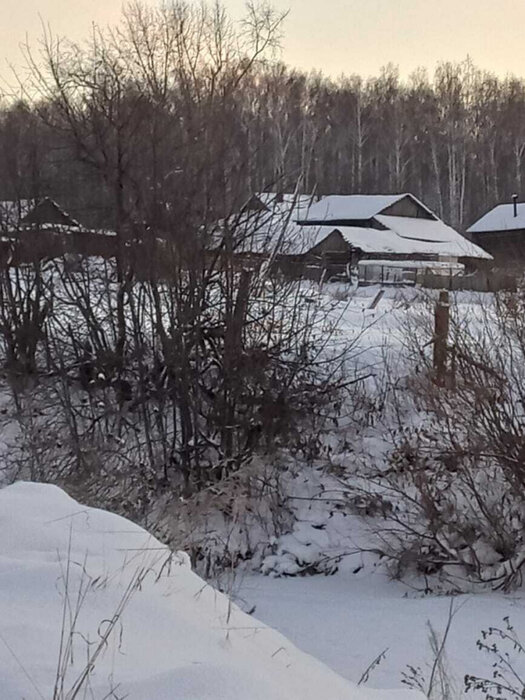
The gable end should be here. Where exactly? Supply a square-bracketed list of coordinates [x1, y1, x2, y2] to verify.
[379, 194, 435, 220]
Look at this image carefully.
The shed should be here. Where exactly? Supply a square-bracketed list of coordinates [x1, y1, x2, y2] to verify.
[467, 198, 525, 264]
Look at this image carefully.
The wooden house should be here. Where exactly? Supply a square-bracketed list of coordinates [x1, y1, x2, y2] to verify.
[0, 197, 117, 262]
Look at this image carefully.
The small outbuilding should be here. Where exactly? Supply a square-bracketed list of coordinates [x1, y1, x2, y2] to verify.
[467, 196, 525, 265]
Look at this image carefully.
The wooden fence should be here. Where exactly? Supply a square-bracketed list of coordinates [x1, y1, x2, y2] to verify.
[420, 269, 517, 292]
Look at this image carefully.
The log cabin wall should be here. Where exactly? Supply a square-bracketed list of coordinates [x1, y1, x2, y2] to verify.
[472, 230, 525, 265]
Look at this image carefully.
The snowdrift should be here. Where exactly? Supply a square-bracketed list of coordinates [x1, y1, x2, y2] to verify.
[0, 482, 419, 700]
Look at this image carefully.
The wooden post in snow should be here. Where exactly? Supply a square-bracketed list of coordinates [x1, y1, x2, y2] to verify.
[434, 290, 450, 386]
[368, 289, 384, 310]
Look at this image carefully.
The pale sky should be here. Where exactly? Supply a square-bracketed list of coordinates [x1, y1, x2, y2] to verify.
[2, 0, 525, 80]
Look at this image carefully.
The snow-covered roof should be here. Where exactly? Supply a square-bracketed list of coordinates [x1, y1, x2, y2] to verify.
[297, 194, 428, 223]
[467, 203, 525, 233]
[256, 192, 315, 211]
[0, 197, 87, 233]
[376, 215, 454, 242]
[218, 193, 317, 255]
[233, 222, 309, 255]
[0, 197, 117, 238]
[376, 216, 491, 258]
[11, 222, 116, 236]
[234, 219, 490, 260]
[306, 225, 398, 254]
[225, 192, 491, 261]
[302, 222, 490, 260]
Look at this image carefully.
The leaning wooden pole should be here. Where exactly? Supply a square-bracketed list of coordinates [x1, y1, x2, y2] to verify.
[433, 290, 450, 387]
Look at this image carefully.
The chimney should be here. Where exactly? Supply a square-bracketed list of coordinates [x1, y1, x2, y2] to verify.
[513, 193, 518, 218]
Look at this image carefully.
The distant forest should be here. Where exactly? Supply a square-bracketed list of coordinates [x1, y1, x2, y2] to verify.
[0, 2, 523, 232]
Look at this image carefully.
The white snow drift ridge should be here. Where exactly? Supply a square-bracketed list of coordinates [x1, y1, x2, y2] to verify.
[0, 482, 420, 700]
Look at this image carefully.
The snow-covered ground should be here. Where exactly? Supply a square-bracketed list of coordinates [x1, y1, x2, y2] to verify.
[240, 571, 525, 695]
[0, 481, 421, 700]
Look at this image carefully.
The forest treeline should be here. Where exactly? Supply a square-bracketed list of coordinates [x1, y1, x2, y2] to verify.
[0, 3, 522, 232]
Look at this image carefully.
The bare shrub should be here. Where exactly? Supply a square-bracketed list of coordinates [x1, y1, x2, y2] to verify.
[466, 617, 525, 700]
[0, 259, 51, 380]
[0, 248, 356, 574]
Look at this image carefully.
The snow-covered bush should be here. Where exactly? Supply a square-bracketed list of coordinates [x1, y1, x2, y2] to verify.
[157, 456, 295, 580]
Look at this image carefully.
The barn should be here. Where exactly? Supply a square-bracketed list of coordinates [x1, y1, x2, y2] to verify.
[225, 192, 489, 282]
[295, 193, 491, 280]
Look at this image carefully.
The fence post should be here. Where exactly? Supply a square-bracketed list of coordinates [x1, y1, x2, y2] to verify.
[434, 290, 450, 386]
